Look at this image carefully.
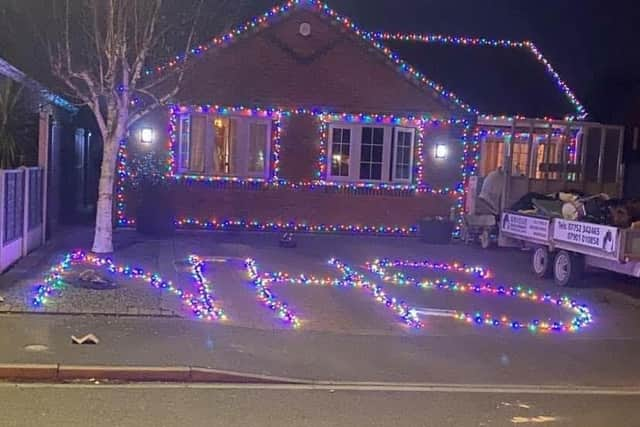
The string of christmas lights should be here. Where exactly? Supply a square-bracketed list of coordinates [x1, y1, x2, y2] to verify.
[329, 258, 423, 328]
[143, 0, 586, 120]
[372, 258, 490, 279]
[188, 255, 228, 320]
[146, 0, 476, 115]
[366, 259, 592, 333]
[175, 219, 418, 235]
[32, 251, 226, 321]
[255, 260, 422, 328]
[244, 258, 302, 328]
[168, 104, 464, 189]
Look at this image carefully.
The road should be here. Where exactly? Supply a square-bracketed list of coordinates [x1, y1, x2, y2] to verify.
[1, 382, 639, 427]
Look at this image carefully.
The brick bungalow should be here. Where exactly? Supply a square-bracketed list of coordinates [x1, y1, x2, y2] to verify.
[119, 0, 609, 235]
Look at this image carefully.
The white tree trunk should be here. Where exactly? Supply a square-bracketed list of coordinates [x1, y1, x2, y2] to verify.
[91, 132, 120, 253]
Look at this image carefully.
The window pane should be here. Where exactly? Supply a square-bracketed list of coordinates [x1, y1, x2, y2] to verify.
[333, 128, 342, 143]
[331, 128, 351, 177]
[179, 116, 190, 170]
[362, 127, 372, 143]
[249, 123, 268, 174]
[372, 146, 383, 162]
[373, 128, 384, 144]
[371, 164, 382, 180]
[189, 115, 206, 173]
[360, 127, 384, 180]
[393, 130, 413, 181]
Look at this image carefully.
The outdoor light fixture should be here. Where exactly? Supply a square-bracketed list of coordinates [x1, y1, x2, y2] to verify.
[140, 127, 154, 144]
[435, 144, 448, 159]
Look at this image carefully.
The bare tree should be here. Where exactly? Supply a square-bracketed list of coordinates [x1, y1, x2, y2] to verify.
[48, 0, 203, 253]
[0, 79, 23, 168]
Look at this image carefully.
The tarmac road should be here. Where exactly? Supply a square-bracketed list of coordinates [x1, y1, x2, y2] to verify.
[1, 382, 639, 427]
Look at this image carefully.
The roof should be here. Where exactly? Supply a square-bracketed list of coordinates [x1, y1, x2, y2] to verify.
[149, 0, 586, 120]
[0, 56, 77, 113]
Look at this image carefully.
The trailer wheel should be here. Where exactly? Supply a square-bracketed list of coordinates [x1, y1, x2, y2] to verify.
[532, 246, 553, 278]
[553, 250, 584, 287]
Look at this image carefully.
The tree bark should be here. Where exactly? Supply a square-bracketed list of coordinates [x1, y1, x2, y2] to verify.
[91, 132, 119, 253]
[91, 107, 127, 253]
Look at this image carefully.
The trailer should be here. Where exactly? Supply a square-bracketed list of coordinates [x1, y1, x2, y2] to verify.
[461, 117, 626, 250]
[500, 211, 640, 286]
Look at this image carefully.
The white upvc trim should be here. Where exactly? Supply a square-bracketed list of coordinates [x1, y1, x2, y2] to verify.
[326, 123, 357, 182]
[391, 126, 415, 183]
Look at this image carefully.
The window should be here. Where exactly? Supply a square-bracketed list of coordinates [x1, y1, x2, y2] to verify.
[248, 123, 268, 174]
[327, 124, 414, 184]
[511, 141, 529, 177]
[330, 127, 351, 177]
[393, 128, 415, 181]
[189, 114, 207, 173]
[178, 116, 190, 170]
[360, 127, 384, 180]
[213, 117, 238, 174]
[177, 113, 271, 178]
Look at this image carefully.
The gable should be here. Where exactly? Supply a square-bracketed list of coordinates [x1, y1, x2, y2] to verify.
[177, 8, 459, 117]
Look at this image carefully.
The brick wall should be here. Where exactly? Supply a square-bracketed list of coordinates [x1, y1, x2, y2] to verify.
[178, 9, 454, 115]
[278, 115, 320, 182]
[124, 182, 455, 230]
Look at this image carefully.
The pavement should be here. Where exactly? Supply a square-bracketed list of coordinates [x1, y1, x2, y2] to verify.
[2, 383, 640, 427]
[1, 226, 640, 389]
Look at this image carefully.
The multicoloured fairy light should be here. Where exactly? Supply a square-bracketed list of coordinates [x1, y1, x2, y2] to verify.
[188, 255, 227, 320]
[371, 258, 490, 279]
[33, 251, 226, 321]
[366, 258, 592, 333]
[329, 258, 423, 328]
[166, 105, 464, 189]
[255, 261, 422, 329]
[244, 258, 301, 328]
[175, 219, 418, 235]
[146, 0, 476, 115]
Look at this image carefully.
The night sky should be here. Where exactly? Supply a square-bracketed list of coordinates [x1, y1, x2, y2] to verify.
[2, 0, 639, 124]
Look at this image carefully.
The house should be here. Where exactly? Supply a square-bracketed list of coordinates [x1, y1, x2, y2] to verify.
[119, 0, 625, 236]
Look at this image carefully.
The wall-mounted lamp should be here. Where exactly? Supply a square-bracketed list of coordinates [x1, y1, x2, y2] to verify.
[435, 144, 448, 159]
[140, 127, 154, 144]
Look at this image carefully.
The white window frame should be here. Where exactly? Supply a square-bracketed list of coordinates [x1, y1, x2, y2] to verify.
[177, 114, 191, 172]
[391, 127, 415, 183]
[176, 113, 271, 179]
[327, 123, 412, 184]
[327, 124, 356, 182]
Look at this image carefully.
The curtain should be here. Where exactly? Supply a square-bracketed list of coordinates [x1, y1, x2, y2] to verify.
[189, 115, 206, 173]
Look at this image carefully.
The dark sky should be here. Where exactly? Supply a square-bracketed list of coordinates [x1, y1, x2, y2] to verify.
[2, 0, 638, 123]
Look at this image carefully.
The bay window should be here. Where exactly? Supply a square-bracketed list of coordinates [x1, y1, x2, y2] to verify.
[327, 124, 415, 183]
[177, 113, 271, 178]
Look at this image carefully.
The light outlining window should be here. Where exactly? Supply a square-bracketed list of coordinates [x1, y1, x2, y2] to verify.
[175, 111, 272, 178]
